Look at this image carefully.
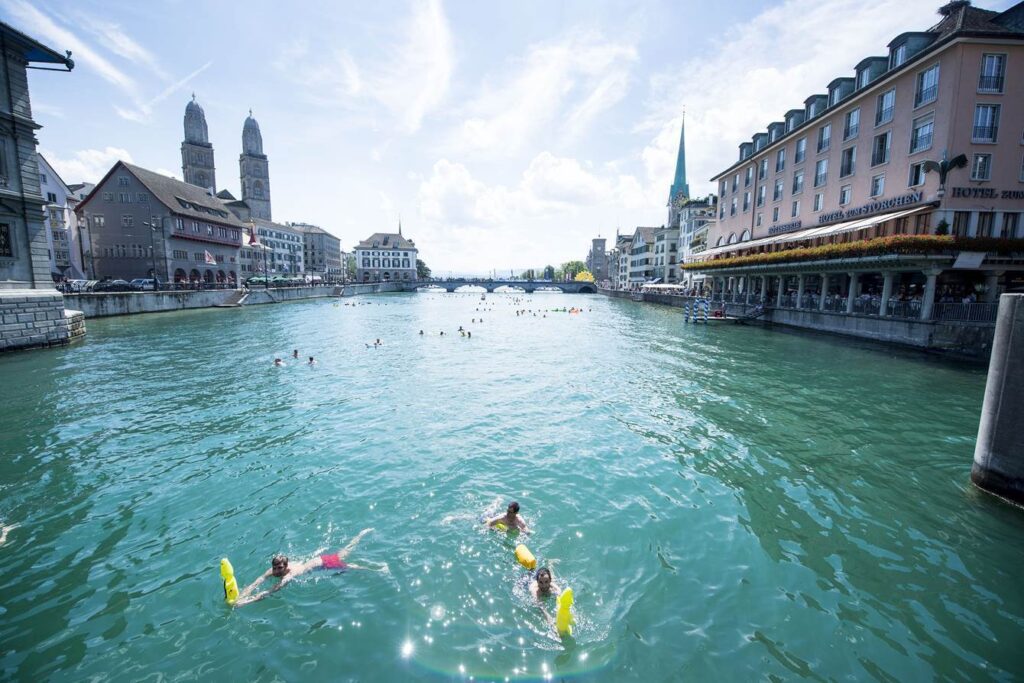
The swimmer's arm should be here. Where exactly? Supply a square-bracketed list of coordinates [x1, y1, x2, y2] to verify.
[239, 568, 272, 599]
[538, 603, 555, 629]
[237, 576, 288, 606]
[484, 515, 503, 528]
[516, 517, 532, 534]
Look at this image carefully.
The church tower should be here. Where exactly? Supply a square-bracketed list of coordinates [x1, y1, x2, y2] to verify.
[239, 110, 271, 220]
[181, 94, 217, 191]
[668, 112, 690, 205]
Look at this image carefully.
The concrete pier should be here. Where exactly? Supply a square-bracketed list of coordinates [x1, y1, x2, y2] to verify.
[972, 294, 1024, 506]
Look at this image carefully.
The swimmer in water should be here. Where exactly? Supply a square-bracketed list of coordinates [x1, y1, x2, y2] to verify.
[292, 349, 299, 359]
[274, 358, 285, 367]
[236, 528, 373, 606]
[419, 330, 424, 335]
[485, 501, 531, 534]
[308, 356, 316, 365]
[530, 566, 562, 629]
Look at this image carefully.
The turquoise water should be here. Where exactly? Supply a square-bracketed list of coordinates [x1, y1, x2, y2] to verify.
[1, 292, 1022, 681]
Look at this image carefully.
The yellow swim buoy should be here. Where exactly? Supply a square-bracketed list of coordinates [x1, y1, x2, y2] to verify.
[221, 558, 239, 605]
[515, 543, 536, 570]
[495, 522, 508, 531]
[555, 587, 574, 636]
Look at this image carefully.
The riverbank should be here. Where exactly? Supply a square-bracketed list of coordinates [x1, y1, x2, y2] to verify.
[601, 288, 995, 361]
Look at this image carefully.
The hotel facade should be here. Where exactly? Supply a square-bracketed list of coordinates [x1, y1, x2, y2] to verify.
[696, 1, 1024, 321]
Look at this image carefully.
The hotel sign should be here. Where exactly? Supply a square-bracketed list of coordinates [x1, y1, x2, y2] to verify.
[768, 220, 802, 236]
[950, 187, 1024, 200]
[818, 192, 922, 224]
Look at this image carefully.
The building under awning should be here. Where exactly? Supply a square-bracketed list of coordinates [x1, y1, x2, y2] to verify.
[696, 205, 935, 260]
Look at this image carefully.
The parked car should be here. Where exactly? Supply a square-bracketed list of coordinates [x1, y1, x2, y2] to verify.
[129, 278, 161, 290]
[246, 276, 268, 286]
[65, 279, 89, 292]
[93, 279, 133, 292]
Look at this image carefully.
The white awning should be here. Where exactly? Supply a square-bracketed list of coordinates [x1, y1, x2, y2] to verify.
[695, 205, 933, 260]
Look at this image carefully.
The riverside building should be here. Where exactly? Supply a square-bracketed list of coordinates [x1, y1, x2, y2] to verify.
[628, 227, 658, 287]
[295, 222, 343, 282]
[697, 0, 1024, 326]
[355, 228, 418, 282]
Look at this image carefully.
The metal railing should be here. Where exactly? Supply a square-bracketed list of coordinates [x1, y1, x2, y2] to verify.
[886, 300, 922, 319]
[932, 302, 999, 323]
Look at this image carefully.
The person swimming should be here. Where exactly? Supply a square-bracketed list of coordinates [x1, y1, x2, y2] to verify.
[419, 330, 424, 335]
[236, 528, 373, 606]
[485, 501, 531, 534]
[530, 566, 560, 599]
[274, 358, 285, 367]
[308, 356, 317, 365]
[292, 349, 299, 359]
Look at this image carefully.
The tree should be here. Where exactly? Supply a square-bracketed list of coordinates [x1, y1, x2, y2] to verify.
[561, 260, 587, 280]
[345, 253, 356, 281]
[543, 265, 555, 280]
[519, 269, 535, 280]
[575, 270, 595, 282]
[416, 258, 431, 279]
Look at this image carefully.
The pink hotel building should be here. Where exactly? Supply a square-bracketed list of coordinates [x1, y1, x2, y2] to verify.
[695, 0, 1024, 326]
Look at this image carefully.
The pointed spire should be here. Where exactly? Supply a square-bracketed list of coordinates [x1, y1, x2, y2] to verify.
[192, 92, 196, 102]
[398, 217, 403, 236]
[668, 109, 690, 205]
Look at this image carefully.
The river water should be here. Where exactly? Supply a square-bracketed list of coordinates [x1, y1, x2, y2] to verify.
[0, 292, 1021, 681]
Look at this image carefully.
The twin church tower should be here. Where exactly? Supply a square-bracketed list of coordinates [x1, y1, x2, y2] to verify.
[180, 94, 272, 220]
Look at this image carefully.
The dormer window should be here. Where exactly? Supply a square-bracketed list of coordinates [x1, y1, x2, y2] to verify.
[830, 89, 841, 107]
[890, 43, 907, 69]
[857, 69, 870, 89]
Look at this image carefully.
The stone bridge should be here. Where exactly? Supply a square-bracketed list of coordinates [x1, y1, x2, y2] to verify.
[406, 279, 597, 294]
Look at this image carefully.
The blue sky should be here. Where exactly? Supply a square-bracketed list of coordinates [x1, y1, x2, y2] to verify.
[3, 0, 1013, 274]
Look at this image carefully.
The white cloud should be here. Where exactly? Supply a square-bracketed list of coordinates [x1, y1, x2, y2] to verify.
[115, 61, 213, 122]
[40, 147, 133, 184]
[78, 18, 170, 81]
[638, 0, 940, 199]
[3, 0, 136, 92]
[275, 0, 452, 133]
[455, 31, 636, 155]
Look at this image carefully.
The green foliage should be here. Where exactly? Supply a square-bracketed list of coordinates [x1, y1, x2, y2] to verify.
[935, 219, 950, 235]
[681, 235, 1024, 271]
[416, 259, 431, 279]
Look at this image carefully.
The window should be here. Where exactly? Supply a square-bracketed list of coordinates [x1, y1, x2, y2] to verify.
[192, 221, 200, 233]
[910, 114, 934, 153]
[46, 191, 57, 203]
[720, 181, 727, 196]
[757, 185, 765, 207]
[817, 124, 831, 153]
[813, 193, 823, 211]
[839, 185, 852, 205]
[137, 192, 148, 203]
[759, 158, 768, 180]
[971, 154, 992, 181]
[915, 213, 930, 234]
[973, 104, 1000, 142]
[1002, 212, 1020, 239]
[979, 54, 1006, 92]
[121, 214, 133, 227]
[871, 132, 891, 166]
[792, 170, 804, 195]
[118, 176, 130, 187]
[814, 159, 828, 187]
[977, 212, 995, 237]
[875, 89, 895, 125]
[843, 109, 860, 140]
[362, 258, 370, 267]
[858, 69, 871, 89]
[775, 148, 785, 172]
[732, 174, 739, 191]
[840, 147, 856, 177]
[795, 138, 806, 164]
[890, 43, 907, 69]
[915, 65, 939, 107]
[742, 191, 750, 211]
[909, 162, 926, 186]
[952, 211, 970, 236]
[102, 191, 113, 201]
[791, 200, 800, 217]
[745, 167, 753, 187]
[773, 178, 784, 201]
[730, 197, 737, 215]
[870, 174, 885, 197]
[756, 213, 763, 227]
[119, 192, 132, 203]
[772, 207, 780, 222]
[0, 223, 11, 257]
[173, 249, 187, 260]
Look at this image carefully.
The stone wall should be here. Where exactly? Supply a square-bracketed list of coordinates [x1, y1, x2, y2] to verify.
[0, 290, 71, 351]
[66, 310, 86, 341]
[67, 286, 339, 318]
[341, 282, 404, 296]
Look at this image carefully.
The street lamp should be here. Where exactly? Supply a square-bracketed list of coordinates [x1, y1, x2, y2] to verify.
[141, 218, 163, 290]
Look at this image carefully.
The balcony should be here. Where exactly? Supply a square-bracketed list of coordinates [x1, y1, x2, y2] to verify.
[978, 75, 1003, 92]
[972, 125, 997, 142]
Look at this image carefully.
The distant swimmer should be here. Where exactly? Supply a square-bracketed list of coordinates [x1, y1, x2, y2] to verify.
[458, 326, 464, 332]
[419, 330, 424, 335]
[308, 356, 317, 365]
[440, 331, 445, 336]
[485, 501, 531, 534]
[293, 349, 299, 359]
[236, 528, 374, 606]
[467, 331, 471, 338]
[0, 523, 18, 546]
[274, 358, 285, 367]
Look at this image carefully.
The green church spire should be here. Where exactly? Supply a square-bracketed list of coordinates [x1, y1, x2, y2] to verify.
[668, 111, 689, 205]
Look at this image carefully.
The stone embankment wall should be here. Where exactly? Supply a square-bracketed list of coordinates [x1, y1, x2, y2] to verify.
[599, 288, 995, 360]
[0, 290, 71, 351]
[67, 286, 338, 318]
[341, 283, 404, 296]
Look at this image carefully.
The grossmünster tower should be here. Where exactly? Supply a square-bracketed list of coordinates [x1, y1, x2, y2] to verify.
[239, 110, 271, 220]
[181, 94, 216, 191]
